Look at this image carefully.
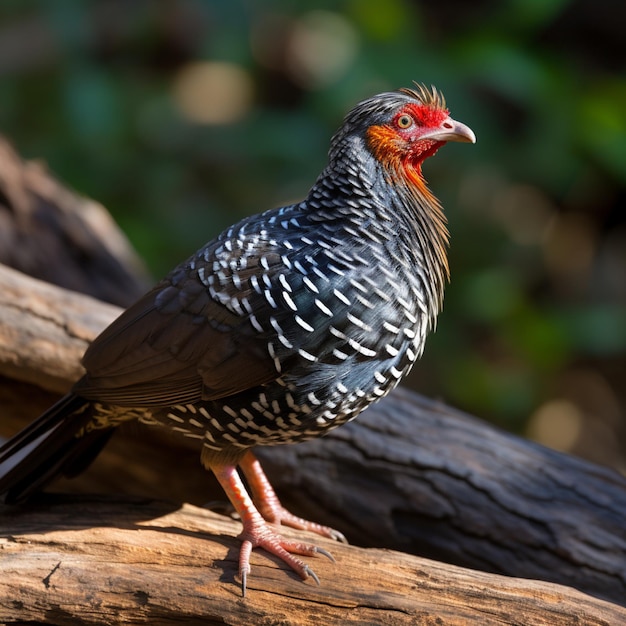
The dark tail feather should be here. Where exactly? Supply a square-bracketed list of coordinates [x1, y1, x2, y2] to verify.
[0, 393, 113, 504]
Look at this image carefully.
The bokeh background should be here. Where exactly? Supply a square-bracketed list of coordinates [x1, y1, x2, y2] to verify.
[1, 0, 624, 470]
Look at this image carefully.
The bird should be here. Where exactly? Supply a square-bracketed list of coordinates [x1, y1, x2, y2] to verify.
[0, 84, 475, 595]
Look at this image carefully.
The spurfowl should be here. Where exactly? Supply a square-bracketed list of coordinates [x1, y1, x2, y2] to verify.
[0, 84, 475, 594]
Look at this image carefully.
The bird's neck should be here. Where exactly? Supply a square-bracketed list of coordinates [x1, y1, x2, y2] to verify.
[380, 159, 450, 319]
[309, 145, 450, 324]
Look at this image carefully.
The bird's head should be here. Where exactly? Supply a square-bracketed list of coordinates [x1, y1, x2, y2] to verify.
[355, 84, 475, 191]
[331, 85, 474, 193]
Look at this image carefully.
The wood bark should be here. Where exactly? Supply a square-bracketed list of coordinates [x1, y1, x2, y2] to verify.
[1, 495, 625, 626]
[1, 263, 626, 622]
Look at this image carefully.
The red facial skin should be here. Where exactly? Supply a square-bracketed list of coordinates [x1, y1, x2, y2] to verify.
[366, 103, 453, 197]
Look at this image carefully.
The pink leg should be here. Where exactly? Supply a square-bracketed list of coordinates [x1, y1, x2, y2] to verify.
[239, 451, 347, 543]
[211, 462, 333, 596]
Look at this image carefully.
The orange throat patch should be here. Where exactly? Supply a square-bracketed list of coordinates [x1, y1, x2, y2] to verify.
[366, 124, 441, 200]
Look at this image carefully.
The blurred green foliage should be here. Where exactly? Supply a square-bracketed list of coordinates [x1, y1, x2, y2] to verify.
[0, 0, 624, 460]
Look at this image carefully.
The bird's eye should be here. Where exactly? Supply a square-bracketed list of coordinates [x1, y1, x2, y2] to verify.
[396, 114, 413, 129]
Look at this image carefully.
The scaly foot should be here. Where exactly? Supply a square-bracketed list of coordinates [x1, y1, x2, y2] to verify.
[211, 461, 335, 596]
[239, 451, 348, 543]
[238, 514, 334, 596]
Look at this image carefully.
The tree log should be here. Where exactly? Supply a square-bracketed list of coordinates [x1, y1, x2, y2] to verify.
[1, 263, 626, 621]
[0, 135, 150, 307]
[1, 494, 624, 626]
[0, 262, 119, 394]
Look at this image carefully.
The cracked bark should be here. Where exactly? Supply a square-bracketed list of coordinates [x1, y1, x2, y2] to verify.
[1, 263, 626, 624]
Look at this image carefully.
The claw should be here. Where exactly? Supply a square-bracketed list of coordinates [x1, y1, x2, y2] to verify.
[304, 565, 320, 586]
[240, 566, 248, 598]
[314, 546, 335, 563]
[328, 529, 348, 544]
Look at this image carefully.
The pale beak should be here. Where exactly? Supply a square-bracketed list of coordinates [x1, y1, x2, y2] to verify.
[422, 118, 476, 144]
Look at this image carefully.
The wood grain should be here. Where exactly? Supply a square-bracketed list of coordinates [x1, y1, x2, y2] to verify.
[1, 495, 624, 626]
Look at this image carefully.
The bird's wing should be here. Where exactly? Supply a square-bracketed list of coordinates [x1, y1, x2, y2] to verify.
[74, 236, 285, 407]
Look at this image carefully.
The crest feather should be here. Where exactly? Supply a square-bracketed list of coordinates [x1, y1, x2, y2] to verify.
[398, 83, 446, 109]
